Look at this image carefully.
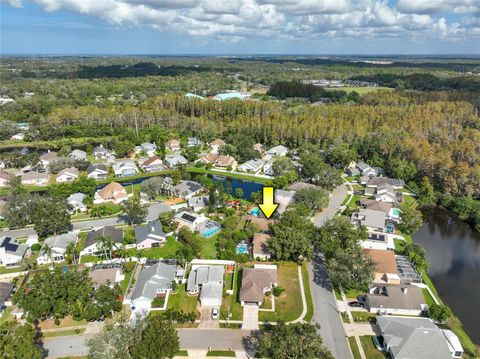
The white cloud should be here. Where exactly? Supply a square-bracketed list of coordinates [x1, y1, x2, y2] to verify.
[4, 0, 479, 43]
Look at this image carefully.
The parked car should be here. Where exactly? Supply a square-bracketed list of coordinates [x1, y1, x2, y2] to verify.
[348, 301, 363, 308]
[212, 307, 219, 320]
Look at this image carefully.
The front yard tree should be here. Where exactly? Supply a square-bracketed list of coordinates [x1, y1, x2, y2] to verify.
[398, 204, 423, 235]
[122, 199, 148, 226]
[30, 195, 71, 237]
[294, 187, 329, 214]
[0, 320, 45, 359]
[130, 317, 179, 359]
[299, 154, 342, 190]
[256, 322, 333, 359]
[327, 250, 375, 290]
[268, 208, 315, 261]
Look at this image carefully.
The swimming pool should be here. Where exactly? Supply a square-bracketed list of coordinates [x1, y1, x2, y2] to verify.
[249, 207, 261, 217]
[236, 243, 249, 254]
[390, 208, 402, 217]
[200, 221, 222, 237]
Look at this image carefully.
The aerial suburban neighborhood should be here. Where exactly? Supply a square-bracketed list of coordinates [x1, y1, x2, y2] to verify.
[0, 13, 479, 358]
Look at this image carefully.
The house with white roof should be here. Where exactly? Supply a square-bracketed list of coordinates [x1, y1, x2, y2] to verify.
[56, 167, 79, 183]
[266, 145, 288, 157]
[39, 151, 59, 169]
[67, 193, 87, 213]
[170, 180, 203, 199]
[69, 149, 87, 161]
[10, 133, 25, 141]
[36, 232, 78, 265]
[188, 196, 209, 212]
[164, 153, 188, 168]
[187, 137, 203, 147]
[238, 159, 265, 174]
[174, 211, 207, 232]
[0, 236, 28, 267]
[209, 139, 225, 154]
[187, 265, 225, 306]
[112, 161, 139, 177]
[138, 156, 164, 173]
[135, 142, 157, 157]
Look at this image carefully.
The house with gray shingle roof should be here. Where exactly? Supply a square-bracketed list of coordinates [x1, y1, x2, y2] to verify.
[377, 316, 463, 359]
[131, 262, 177, 311]
[0, 236, 28, 267]
[135, 220, 166, 250]
[187, 265, 224, 306]
[36, 232, 78, 265]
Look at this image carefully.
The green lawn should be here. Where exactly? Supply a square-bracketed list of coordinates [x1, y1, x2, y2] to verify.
[0, 266, 24, 275]
[200, 236, 218, 259]
[166, 284, 199, 315]
[422, 288, 436, 307]
[43, 328, 86, 338]
[137, 237, 183, 259]
[0, 307, 13, 325]
[206, 350, 236, 357]
[302, 263, 314, 322]
[348, 337, 361, 359]
[344, 288, 365, 299]
[221, 267, 243, 321]
[359, 336, 384, 359]
[351, 312, 377, 324]
[259, 263, 303, 322]
[121, 266, 135, 294]
[176, 350, 189, 357]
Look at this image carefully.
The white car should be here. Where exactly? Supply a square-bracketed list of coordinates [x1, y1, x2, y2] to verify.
[211, 307, 219, 320]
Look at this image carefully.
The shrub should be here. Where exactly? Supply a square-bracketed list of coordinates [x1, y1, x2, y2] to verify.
[273, 286, 284, 297]
[151, 296, 166, 308]
[31, 243, 41, 252]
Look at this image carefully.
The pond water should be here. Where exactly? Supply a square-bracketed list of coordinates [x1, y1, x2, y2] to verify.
[413, 207, 480, 344]
[212, 176, 264, 200]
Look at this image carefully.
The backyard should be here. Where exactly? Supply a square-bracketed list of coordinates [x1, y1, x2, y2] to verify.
[166, 283, 199, 316]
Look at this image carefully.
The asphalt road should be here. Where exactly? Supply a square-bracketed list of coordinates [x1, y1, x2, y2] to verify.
[2, 202, 171, 238]
[43, 329, 257, 358]
[312, 184, 348, 226]
[310, 183, 352, 359]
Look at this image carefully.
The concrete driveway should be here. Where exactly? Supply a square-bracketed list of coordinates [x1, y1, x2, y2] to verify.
[241, 305, 259, 330]
[312, 184, 348, 226]
[198, 306, 220, 328]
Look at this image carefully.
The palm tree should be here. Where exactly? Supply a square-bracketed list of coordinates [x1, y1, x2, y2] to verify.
[65, 241, 79, 265]
[42, 243, 54, 268]
[99, 235, 114, 260]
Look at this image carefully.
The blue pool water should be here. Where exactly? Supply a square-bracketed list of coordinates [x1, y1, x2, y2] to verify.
[390, 208, 402, 217]
[249, 207, 261, 217]
[236, 243, 249, 254]
[201, 222, 222, 238]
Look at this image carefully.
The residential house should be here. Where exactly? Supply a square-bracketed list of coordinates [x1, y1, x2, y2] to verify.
[131, 261, 178, 311]
[238, 159, 264, 174]
[135, 220, 166, 250]
[187, 265, 225, 306]
[87, 164, 109, 180]
[365, 183, 402, 203]
[361, 232, 395, 251]
[185, 93, 205, 100]
[0, 282, 14, 316]
[10, 133, 25, 141]
[39, 150, 58, 169]
[112, 161, 139, 177]
[80, 226, 124, 256]
[351, 208, 387, 233]
[287, 182, 317, 192]
[209, 139, 225, 154]
[164, 153, 188, 167]
[266, 145, 288, 157]
[174, 211, 206, 232]
[377, 316, 463, 359]
[67, 193, 87, 213]
[356, 161, 378, 177]
[165, 139, 181, 152]
[36, 232, 78, 265]
[252, 233, 271, 260]
[365, 283, 427, 316]
[21, 171, 49, 186]
[253, 143, 264, 153]
[187, 137, 203, 147]
[275, 189, 295, 214]
[188, 196, 209, 212]
[93, 145, 115, 162]
[89, 266, 124, 288]
[0, 236, 28, 267]
[239, 265, 277, 306]
[198, 154, 238, 170]
[56, 167, 79, 183]
[170, 180, 203, 199]
[263, 161, 274, 176]
[136, 142, 157, 157]
[94, 182, 128, 204]
[365, 249, 400, 284]
[213, 92, 249, 101]
[138, 156, 164, 173]
[346, 167, 360, 177]
[0, 171, 14, 188]
[366, 177, 405, 189]
[69, 149, 87, 161]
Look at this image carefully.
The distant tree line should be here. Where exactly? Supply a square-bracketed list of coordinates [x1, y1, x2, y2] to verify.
[267, 81, 360, 102]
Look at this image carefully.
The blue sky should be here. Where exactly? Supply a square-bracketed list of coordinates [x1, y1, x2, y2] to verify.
[1, 0, 479, 55]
